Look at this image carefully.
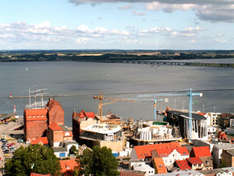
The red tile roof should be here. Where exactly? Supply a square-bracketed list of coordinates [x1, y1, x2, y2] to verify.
[49, 122, 63, 131]
[187, 157, 203, 165]
[134, 142, 189, 159]
[31, 137, 48, 145]
[192, 146, 211, 158]
[73, 110, 96, 120]
[175, 160, 191, 170]
[60, 160, 79, 174]
[30, 173, 51, 176]
[154, 157, 167, 174]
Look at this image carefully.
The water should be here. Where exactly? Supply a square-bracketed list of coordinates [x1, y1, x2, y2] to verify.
[0, 61, 234, 126]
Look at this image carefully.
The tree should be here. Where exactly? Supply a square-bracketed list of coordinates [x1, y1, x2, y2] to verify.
[5, 144, 60, 176]
[69, 145, 78, 156]
[78, 146, 119, 176]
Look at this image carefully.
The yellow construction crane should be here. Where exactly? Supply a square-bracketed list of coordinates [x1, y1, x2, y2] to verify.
[93, 94, 134, 119]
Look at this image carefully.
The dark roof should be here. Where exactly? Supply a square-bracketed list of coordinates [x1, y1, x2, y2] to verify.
[226, 149, 234, 156]
[168, 110, 206, 120]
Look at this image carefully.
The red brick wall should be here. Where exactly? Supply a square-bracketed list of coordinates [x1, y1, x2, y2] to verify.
[25, 119, 47, 142]
[53, 131, 64, 143]
[48, 101, 64, 126]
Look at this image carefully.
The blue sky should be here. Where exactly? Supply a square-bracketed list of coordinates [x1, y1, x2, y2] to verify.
[0, 0, 234, 50]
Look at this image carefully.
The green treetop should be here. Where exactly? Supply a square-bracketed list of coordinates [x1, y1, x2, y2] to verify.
[5, 144, 60, 176]
[78, 146, 119, 176]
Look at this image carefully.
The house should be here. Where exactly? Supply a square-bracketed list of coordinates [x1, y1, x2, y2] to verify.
[130, 161, 155, 176]
[187, 157, 203, 170]
[153, 157, 167, 174]
[60, 159, 79, 176]
[212, 143, 234, 168]
[175, 160, 191, 171]
[221, 149, 234, 167]
[190, 146, 213, 170]
[131, 142, 189, 169]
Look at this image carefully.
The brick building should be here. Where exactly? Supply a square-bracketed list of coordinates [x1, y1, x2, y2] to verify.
[48, 122, 73, 147]
[47, 99, 64, 126]
[24, 108, 48, 142]
[24, 98, 65, 143]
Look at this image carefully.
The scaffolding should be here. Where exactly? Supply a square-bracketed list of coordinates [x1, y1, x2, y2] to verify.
[25, 88, 48, 109]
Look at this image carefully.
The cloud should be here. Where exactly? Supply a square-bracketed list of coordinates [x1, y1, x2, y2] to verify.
[69, 0, 234, 23]
[140, 26, 202, 38]
[0, 21, 132, 49]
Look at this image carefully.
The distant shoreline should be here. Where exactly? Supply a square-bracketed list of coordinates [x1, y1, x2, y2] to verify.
[1, 50, 234, 68]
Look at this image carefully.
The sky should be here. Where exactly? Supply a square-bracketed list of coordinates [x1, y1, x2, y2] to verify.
[0, 0, 234, 50]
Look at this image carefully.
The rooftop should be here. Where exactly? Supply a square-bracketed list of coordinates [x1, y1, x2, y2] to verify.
[175, 160, 191, 170]
[154, 157, 167, 174]
[134, 142, 189, 159]
[73, 110, 96, 120]
[60, 159, 79, 174]
[192, 146, 211, 158]
[187, 157, 203, 165]
[214, 143, 234, 150]
[168, 110, 206, 120]
[154, 170, 203, 176]
[226, 149, 234, 156]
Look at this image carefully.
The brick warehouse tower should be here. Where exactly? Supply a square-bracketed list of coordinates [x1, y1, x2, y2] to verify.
[24, 89, 48, 142]
[24, 108, 48, 142]
[24, 89, 65, 143]
[47, 98, 64, 126]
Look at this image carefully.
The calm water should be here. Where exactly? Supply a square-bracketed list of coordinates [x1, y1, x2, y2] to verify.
[0, 61, 234, 126]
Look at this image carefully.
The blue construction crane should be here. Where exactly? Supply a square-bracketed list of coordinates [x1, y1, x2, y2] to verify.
[153, 98, 168, 121]
[137, 88, 203, 139]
